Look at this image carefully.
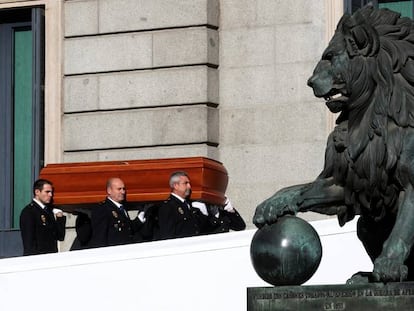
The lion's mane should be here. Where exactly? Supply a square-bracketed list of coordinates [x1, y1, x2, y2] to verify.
[323, 6, 414, 222]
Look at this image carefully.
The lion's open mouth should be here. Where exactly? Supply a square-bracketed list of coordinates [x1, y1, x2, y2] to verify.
[323, 90, 349, 113]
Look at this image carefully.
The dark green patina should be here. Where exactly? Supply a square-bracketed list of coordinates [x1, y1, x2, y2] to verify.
[250, 215, 322, 286]
[253, 4, 414, 284]
[248, 282, 414, 311]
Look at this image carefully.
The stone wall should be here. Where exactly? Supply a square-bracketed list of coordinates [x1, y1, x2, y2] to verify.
[218, 0, 334, 223]
[62, 0, 337, 231]
[63, 0, 220, 163]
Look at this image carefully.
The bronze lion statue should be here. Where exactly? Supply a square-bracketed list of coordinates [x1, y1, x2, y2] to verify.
[254, 5, 414, 283]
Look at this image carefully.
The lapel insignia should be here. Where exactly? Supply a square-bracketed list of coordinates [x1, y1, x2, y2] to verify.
[112, 210, 118, 218]
[178, 207, 184, 215]
[41, 214, 47, 225]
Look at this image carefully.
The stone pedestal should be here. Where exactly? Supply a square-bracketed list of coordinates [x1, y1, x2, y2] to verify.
[247, 282, 414, 310]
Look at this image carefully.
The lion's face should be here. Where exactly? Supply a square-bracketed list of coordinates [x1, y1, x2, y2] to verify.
[307, 33, 351, 113]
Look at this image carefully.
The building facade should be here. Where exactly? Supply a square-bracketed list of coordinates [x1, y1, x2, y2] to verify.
[0, 0, 410, 256]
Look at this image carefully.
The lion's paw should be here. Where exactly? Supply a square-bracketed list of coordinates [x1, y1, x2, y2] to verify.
[253, 185, 303, 228]
[373, 257, 408, 282]
[346, 272, 373, 284]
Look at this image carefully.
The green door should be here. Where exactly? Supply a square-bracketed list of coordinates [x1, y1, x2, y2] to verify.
[379, 0, 413, 18]
[13, 27, 33, 228]
[0, 7, 44, 257]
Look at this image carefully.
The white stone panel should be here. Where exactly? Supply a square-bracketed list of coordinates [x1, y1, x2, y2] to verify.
[219, 104, 327, 146]
[220, 63, 318, 109]
[219, 0, 258, 29]
[256, 0, 323, 26]
[64, 33, 153, 75]
[0, 227, 372, 309]
[64, 0, 98, 37]
[220, 66, 276, 107]
[64, 75, 99, 112]
[64, 27, 217, 75]
[220, 143, 325, 186]
[219, 142, 326, 224]
[98, 67, 218, 110]
[63, 106, 219, 150]
[217, 0, 332, 223]
[153, 27, 218, 67]
[63, 144, 219, 163]
[275, 24, 325, 64]
[273, 62, 320, 102]
[99, 0, 219, 33]
[64, 66, 218, 112]
[64, 0, 219, 37]
[220, 27, 275, 68]
[220, 0, 324, 29]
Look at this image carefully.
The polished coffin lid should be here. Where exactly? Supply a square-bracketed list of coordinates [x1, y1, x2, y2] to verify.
[39, 157, 228, 211]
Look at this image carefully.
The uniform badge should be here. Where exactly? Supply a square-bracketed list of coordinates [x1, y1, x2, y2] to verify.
[114, 219, 122, 231]
[112, 211, 118, 218]
[41, 215, 47, 225]
[178, 207, 184, 215]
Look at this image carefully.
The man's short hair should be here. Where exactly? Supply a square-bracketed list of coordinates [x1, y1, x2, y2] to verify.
[106, 178, 116, 190]
[33, 179, 53, 195]
[169, 171, 188, 188]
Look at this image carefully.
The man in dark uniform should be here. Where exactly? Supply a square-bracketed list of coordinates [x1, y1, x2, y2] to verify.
[20, 179, 66, 256]
[203, 196, 246, 233]
[89, 177, 147, 248]
[69, 209, 92, 250]
[155, 171, 209, 240]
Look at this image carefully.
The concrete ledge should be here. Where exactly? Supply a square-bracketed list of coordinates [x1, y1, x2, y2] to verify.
[64, 0, 219, 37]
[62, 144, 219, 163]
[153, 27, 218, 67]
[63, 105, 219, 150]
[64, 27, 218, 75]
[0, 219, 372, 311]
[64, 66, 218, 112]
[64, 32, 153, 75]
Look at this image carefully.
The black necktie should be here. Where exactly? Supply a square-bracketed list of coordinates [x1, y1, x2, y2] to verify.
[119, 205, 128, 217]
[185, 200, 191, 209]
[44, 206, 51, 214]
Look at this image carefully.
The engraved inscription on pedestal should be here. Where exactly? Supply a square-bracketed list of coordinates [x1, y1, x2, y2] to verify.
[247, 282, 414, 311]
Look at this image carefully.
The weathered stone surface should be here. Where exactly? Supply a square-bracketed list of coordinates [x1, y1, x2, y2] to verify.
[64, 33, 153, 74]
[153, 27, 218, 67]
[220, 0, 323, 29]
[64, 66, 218, 112]
[275, 24, 324, 64]
[64, 27, 217, 75]
[64, 0, 219, 37]
[63, 144, 219, 163]
[99, 0, 219, 33]
[219, 104, 326, 145]
[64, 0, 98, 37]
[63, 105, 219, 151]
[220, 28, 275, 68]
[248, 282, 414, 310]
[216, 0, 331, 226]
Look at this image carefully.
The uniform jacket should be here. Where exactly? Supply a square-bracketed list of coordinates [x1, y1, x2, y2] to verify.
[69, 209, 92, 250]
[155, 194, 209, 240]
[89, 198, 136, 248]
[207, 206, 246, 234]
[19, 201, 66, 256]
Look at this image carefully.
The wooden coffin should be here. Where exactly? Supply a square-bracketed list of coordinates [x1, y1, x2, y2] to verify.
[39, 157, 228, 211]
